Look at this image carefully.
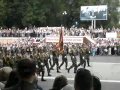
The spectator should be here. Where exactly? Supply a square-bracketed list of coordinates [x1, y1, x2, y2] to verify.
[5, 70, 19, 88]
[0, 60, 3, 68]
[61, 84, 74, 90]
[92, 75, 101, 90]
[0, 67, 12, 90]
[50, 75, 68, 90]
[3, 59, 42, 90]
[0, 82, 5, 89]
[0, 67, 12, 82]
[74, 68, 92, 90]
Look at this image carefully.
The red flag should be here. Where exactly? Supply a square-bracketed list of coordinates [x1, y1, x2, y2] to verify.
[58, 28, 64, 52]
[54, 28, 64, 53]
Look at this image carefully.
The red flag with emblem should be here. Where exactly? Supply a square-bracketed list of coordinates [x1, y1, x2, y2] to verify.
[59, 28, 64, 52]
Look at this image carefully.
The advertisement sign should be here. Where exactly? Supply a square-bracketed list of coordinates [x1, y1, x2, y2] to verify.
[80, 5, 107, 20]
[106, 32, 117, 38]
[117, 32, 120, 38]
[45, 36, 84, 43]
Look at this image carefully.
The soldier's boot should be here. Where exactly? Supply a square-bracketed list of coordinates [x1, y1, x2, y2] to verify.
[67, 65, 73, 73]
[57, 66, 61, 73]
[67, 68, 70, 73]
[87, 59, 91, 67]
[59, 61, 64, 70]
[65, 61, 68, 70]
[48, 73, 52, 76]
[49, 59, 52, 67]
[74, 66, 77, 73]
[83, 61, 86, 68]
[41, 71, 46, 81]
[38, 69, 41, 76]
[65, 66, 68, 70]
[50, 63, 55, 70]
[48, 70, 52, 76]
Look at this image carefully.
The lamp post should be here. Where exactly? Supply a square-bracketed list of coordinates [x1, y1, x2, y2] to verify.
[62, 11, 67, 28]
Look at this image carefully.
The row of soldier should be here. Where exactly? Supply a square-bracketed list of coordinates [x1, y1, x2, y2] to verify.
[0, 43, 91, 81]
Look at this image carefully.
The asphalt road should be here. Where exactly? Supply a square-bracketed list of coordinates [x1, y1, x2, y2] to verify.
[37, 56, 120, 90]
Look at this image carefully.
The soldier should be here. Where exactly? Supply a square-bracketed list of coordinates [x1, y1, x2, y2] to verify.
[50, 49, 61, 73]
[37, 52, 46, 81]
[85, 46, 91, 67]
[77, 46, 86, 68]
[59, 48, 68, 70]
[3, 54, 14, 68]
[43, 50, 51, 76]
[67, 45, 77, 73]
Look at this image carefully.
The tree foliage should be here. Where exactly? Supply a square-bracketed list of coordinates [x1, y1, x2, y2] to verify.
[0, 0, 119, 28]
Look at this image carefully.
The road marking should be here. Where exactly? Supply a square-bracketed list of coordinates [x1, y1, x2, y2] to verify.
[38, 76, 120, 83]
[91, 62, 120, 65]
[66, 62, 120, 65]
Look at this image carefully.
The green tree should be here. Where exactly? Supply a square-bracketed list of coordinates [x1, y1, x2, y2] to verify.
[0, 0, 7, 26]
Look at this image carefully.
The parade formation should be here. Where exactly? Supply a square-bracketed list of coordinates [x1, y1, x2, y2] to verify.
[0, 42, 91, 81]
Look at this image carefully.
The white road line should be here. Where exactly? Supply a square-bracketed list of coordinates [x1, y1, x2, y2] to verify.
[38, 76, 120, 83]
[91, 62, 120, 65]
[66, 62, 120, 65]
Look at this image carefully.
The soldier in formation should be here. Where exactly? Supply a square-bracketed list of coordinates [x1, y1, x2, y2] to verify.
[59, 49, 68, 70]
[0, 43, 93, 79]
[50, 49, 61, 73]
[67, 45, 77, 73]
[77, 46, 86, 68]
[36, 50, 46, 81]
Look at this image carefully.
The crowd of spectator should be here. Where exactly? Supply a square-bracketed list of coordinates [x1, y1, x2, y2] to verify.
[0, 26, 120, 56]
[0, 27, 120, 38]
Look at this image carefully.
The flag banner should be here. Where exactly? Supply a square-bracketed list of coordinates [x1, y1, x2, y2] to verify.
[58, 28, 64, 52]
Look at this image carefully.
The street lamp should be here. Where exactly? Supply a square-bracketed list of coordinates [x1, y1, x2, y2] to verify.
[63, 11, 67, 15]
[62, 11, 67, 28]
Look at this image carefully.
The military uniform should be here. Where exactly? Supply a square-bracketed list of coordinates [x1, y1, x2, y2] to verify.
[77, 47, 86, 68]
[59, 50, 68, 70]
[50, 50, 60, 73]
[67, 47, 77, 73]
[37, 53, 46, 81]
[43, 51, 51, 76]
[3, 55, 14, 68]
[85, 48, 91, 67]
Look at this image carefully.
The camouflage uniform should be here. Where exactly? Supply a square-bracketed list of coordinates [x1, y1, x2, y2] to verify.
[50, 50, 60, 73]
[59, 50, 68, 70]
[85, 47, 91, 67]
[37, 52, 46, 81]
[3, 55, 14, 68]
[77, 47, 86, 68]
[43, 51, 51, 76]
[67, 47, 77, 73]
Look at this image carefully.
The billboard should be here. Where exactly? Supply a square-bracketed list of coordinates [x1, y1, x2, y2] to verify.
[80, 5, 107, 20]
[106, 32, 117, 38]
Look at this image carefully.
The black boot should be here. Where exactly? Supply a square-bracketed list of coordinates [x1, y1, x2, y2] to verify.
[67, 68, 70, 73]
[57, 71, 61, 73]
[48, 73, 52, 76]
[41, 78, 46, 81]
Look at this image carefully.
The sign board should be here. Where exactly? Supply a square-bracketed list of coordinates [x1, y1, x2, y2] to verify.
[0, 37, 20, 44]
[106, 32, 117, 38]
[45, 36, 84, 43]
[117, 32, 120, 38]
[80, 5, 107, 20]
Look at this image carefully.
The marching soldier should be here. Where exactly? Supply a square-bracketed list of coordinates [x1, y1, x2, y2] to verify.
[37, 51, 46, 81]
[77, 46, 86, 68]
[3, 54, 14, 68]
[50, 49, 61, 73]
[67, 45, 77, 73]
[85, 46, 91, 67]
[43, 50, 51, 76]
[59, 48, 68, 70]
